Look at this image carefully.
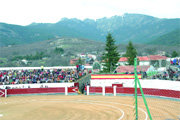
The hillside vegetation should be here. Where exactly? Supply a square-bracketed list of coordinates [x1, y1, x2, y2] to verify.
[0, 13, 180, 46]
[0, 38, 104, 67]
[149, 29, 180, 46]
[0, 37, 180, 67]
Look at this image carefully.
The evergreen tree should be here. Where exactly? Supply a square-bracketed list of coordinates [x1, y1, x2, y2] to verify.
[171, 51, 178, 57]
[75, 57, 84, 65]
[54, 47, 64, 54]
[93, 62, 101, 70]
[125, 41, 137, 65]
[102, 33, 119, 73]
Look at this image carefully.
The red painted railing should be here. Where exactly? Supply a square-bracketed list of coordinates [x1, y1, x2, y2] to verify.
[0, 89, 5, 97]
[89, 87, 102, 93]
[7, 87, 65, 95]
[89, 87, 180, 99]
[1, 87, 180, 99]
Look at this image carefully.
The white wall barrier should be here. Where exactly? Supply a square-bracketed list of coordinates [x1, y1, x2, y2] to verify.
[91, 79, 180, 91]
[86, 86, 117, 96]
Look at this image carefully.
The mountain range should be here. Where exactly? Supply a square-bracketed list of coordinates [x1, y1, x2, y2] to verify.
[0, 13, 180, 46]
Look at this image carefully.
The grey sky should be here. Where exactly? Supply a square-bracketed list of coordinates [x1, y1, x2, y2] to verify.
[0, 0, 179, 25]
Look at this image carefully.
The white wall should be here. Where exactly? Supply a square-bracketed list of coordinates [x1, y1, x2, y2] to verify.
[118, 61, 128, 66]
[0, 83, 74, 89]
[118, 61, 150, 66]
[90, 79, 180, 91]
[139, 61, 150, 66]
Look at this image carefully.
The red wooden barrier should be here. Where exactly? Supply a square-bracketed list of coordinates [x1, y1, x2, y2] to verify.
[89, 87, 180, 99]
[0, 89, 5, 97]
[116, 87, 141, 94]
[112, 84, 123, 87]
[116, 87, 180, 98]
[142, 88, 180, 98]
[105, 87, 113, 93]
[7, 87, 65, 95]
[0, 87, 79, 97]
[89, 87, 102, 93]
[68, 87, 78, 93]
[74, 82, 79, 87]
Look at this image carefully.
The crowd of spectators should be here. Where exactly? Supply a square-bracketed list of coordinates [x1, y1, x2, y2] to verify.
[149, 67, 180, 81]
[170, 58, 180, 65]
[0, 66, 92, 85]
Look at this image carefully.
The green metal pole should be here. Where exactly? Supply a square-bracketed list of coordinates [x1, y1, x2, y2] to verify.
[134, 58, 138, 120]
[137, 78, 153, 120]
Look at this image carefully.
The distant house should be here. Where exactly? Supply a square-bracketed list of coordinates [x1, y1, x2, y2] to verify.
[21, 59, 28, 65]
[157, 51, 166, 56]
[70, 58, 78, 65]
[78, 53, 86, 59]
[85, 58, 94, 65]
[118, 55, 168, 68]
[115, 65, 151, 73]
[118, 57, 128, 66]
[138, 56, 150, 66]
[87, 54, 97, 60]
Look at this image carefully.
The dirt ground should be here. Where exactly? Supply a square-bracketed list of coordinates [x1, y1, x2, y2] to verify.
[0, 95, 179, 120]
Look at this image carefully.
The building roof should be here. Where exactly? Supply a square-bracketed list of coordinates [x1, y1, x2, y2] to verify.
[115, 65, 150, 73]
[118, 57, 128, 62]
[138, 56, 149, 61]
[71, 58, 78, 61]
[70, 59, 78, 65]
[148, 55, 167, 60]
[118, 55, 167, 62]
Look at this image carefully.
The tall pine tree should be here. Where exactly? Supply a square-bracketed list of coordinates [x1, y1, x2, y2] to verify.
[171, 51, 178, 57]
[102, 33, 119, 73]
[125, 41, 137, 65]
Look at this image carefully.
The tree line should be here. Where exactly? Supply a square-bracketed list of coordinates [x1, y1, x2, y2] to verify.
[102, 33, 137, 73]
[102, 33, 179, 73]
[11, 52, 47, 61]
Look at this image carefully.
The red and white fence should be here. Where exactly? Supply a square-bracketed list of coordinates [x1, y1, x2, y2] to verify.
[1, 86, 179, 99]
[0, 86, 180, 99]
[0, 87, 79, 97]
[87, 86, 180, 99]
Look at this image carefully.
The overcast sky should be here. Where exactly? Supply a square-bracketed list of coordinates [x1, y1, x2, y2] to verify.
[0, 0, 179, 25]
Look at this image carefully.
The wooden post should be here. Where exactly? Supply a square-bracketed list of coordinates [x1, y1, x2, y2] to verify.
[113, 86, 116, 96]
[87, 86, 89, 95]
[5, 89, 7, 98]
[102, 86, 105, 96]
[65, 86, 68, 95]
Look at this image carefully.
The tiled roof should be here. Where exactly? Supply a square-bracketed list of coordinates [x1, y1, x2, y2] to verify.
[115, 65, 150, 73]
[118, 57, 128, 62]
[70, 59, 78, 65]
[71, 59, 78, 61]
[138, 56, 149, 61]
[148, 55, 167, 60]
[118, 55, 167, 62]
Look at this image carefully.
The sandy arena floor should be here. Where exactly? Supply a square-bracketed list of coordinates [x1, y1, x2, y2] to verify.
[0, 95, 179, 120]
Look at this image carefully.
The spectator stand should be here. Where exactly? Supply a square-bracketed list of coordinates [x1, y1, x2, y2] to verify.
[0, 66, 92, 86]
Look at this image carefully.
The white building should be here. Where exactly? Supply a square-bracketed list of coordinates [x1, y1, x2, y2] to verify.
[118, 55, 168, 68]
